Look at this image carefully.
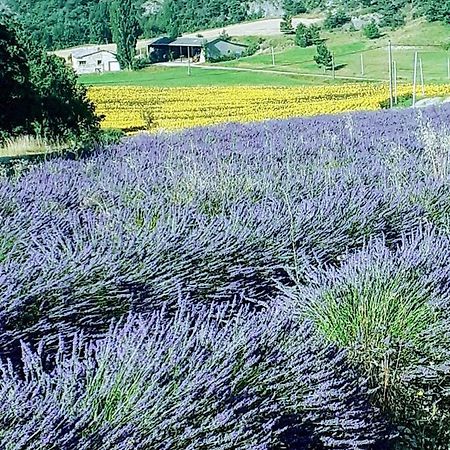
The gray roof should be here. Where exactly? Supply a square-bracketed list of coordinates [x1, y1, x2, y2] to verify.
[148, 36, 248, 48]
[168, 37, 209, 46]
[147, 37, 173, 46]
[72, 48, 117, 59]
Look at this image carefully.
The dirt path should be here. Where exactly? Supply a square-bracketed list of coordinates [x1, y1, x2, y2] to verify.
[183, 17, 323, 38]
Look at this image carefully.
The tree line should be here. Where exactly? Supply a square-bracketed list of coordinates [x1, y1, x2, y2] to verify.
[4, 0, 448, 52]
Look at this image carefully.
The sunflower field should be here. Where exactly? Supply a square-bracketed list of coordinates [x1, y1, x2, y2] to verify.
[88, 84, 450, 132]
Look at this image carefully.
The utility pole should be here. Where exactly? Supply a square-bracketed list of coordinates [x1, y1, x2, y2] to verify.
[419, 57, 425, 97]
[388, 40, 393, 108]
[412, 51, 418, 107]
[448, 57, 450, 80]
[332, 52, 336, 80]
[271, 46, 275, 66]
[187, 46, 191, 76]
[393, 60, 398, 105]
[360, 53, 365, 76]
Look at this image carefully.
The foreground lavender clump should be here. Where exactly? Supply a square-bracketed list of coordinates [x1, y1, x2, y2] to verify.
[0, 303, 389, 449]
[283, 227, 450, 447]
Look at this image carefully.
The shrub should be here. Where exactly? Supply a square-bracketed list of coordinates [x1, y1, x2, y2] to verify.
[363, 20, 381, 39]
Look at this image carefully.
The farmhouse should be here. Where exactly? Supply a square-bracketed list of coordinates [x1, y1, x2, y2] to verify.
[70, 48, 121, 75]
[148, 36, 247, 63]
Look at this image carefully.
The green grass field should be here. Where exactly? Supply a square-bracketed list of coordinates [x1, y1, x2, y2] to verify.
[79, 19, 450, 88]
[79, 65, 343, 87]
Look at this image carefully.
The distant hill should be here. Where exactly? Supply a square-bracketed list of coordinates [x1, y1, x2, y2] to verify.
[5, 0, 449, 51]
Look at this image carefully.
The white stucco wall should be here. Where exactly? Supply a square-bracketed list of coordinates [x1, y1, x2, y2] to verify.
[72, 51, 120, 74]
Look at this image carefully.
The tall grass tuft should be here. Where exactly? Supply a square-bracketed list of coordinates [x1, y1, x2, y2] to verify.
[0, 135, 63, 158]
[283, 229, 450, 448]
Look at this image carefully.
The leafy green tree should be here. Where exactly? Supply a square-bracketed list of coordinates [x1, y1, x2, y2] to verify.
[324, 9, 351, 30]
[0, 7, 100, 143]
[283, 0, 307, 15]
[89, 0, 112, 44]
[314, 43, 333, 69]
[378, 0, 405, 29]
[423, 0, 450, 23]
[295, 23, 312, 47]
[363, 20, 381, 39]
[26, 44, 101, 140]
[280, 14, 294, 34]
[309, 24, 322, 44]
[0, 6, 34, 136]
[110, 0, 140, 70]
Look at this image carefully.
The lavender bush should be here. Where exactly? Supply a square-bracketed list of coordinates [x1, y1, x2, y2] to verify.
[0, 302, 389, 449]
[283, 227, 450, 448]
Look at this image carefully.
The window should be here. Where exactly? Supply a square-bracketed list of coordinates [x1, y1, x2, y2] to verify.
[97, 60, 102, 65]
[79, 60, 86, 65]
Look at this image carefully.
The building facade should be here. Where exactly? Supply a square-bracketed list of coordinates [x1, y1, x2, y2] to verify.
[70, 49, 121, 75]
[148, 37, 247, 63]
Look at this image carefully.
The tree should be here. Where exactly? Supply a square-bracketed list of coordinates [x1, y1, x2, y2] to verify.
[0, 6, 34, 135]
[280, 14, 294, 34]
[295, 23, 312, 47]
[363, 20, 381, 39]
[89, 0, 112, 44]
[283, 0, 307, 15]
[378, 0, 405, 29]
[309, 24, 322, 44]
[110, 0, 140, 70]
[324, 9, 351, 30]
[26, 44, 101, 140]
[0, 6, 101, 143]
[314, 43, 333, 69]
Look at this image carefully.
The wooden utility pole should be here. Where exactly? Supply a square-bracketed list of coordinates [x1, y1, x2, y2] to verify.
[419, 57, 425, 96]
[388, 40, 393, 108]
[393, 60, 398, 105]
[447, 57, 449, 80]
[360, 53, 365, 76]
[412, 51, 418, 107]
[332, 52, 336, 79]
[187, 46, 191, 76]
[271, 47, 275, 66]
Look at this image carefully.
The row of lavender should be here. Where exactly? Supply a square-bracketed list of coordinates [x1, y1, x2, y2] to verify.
[1, 105, 450, 448]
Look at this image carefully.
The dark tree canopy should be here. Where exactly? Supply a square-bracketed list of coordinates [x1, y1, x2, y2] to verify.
[0, 8, 33, 134]
[0, 10, 100, 142]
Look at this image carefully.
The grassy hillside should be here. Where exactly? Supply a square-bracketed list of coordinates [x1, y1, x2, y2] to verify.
[224, 20, 450, 83]
[79, 19, 450, 88]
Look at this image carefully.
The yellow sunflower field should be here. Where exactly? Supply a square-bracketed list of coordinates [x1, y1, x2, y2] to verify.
[88, 84, 450, 132]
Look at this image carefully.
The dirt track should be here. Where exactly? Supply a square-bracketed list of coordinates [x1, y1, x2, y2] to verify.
[184, 17, 323, 38]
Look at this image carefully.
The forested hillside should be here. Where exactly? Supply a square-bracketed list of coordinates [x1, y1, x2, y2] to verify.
[4, 0, 449, 50]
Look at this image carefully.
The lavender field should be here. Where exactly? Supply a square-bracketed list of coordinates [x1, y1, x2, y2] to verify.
[1, 105, 450, 449]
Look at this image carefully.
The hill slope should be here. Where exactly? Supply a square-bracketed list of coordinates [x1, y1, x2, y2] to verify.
[5, 0, 449, 50]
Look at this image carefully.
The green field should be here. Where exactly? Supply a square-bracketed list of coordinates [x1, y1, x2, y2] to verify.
[79, 65, 344, 87]
[79, 19, 450, 88]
